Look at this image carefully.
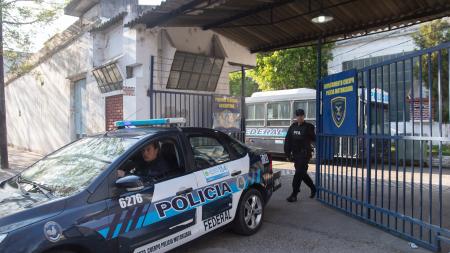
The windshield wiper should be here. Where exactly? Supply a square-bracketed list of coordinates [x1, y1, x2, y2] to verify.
[15, 176, 29, 196]
[17, 175, 53, 199]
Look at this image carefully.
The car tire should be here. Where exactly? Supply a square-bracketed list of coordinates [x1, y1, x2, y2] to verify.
[232, 188, 264, 235]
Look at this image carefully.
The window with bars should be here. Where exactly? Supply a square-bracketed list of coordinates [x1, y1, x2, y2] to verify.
[267, 102, 291, 126]
[167, 51, 224, 92]
[246, 103, 265, 126]
[92, 63, 123, 93]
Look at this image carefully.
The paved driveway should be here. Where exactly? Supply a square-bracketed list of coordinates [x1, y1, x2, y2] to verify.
[171, 174, 432, 253]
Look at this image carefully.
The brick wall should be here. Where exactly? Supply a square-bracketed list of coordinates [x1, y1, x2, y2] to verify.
[409, 97, 434, 122]
[105, 95, 123, 130]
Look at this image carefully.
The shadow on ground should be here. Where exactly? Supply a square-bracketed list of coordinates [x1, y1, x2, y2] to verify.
[171, 176, 431, 253]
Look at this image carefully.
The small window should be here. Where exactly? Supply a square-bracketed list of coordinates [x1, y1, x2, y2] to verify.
[92, 63, 123, 93]
[126, 66, 134, 79]
[307, 101, 316, 119]
[246, 103, 265, 126]
[294, 100, 316, 120]
[267, 102, 291, 126]
[166, 51, 224, 92]
[189, 136, 230, 170]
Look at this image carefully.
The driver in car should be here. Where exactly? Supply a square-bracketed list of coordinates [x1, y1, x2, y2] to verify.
[117, 141, 172, 182]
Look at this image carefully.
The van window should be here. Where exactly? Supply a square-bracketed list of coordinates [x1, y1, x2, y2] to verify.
[267, 102, 291, 126]
[246, 103, 265, 126]
[294, 100, 316, 120]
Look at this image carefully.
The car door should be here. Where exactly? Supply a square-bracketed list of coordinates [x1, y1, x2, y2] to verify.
[185, 130, 250, 235]
[103, 133, 200, 253]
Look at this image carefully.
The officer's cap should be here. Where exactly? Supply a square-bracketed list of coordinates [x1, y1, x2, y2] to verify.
[295, 109, 305, 116]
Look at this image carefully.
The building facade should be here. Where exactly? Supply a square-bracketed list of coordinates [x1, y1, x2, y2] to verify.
[5, 0, 255, 154]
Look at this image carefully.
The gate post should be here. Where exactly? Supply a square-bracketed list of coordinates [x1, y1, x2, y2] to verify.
[149, 55, 155, 118]
[241, 66, 246, 136]
[315, 37, 322, 196]
[365, 70, 372, 220]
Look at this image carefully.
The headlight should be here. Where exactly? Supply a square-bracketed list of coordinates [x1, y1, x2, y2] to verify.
[0, 234, 7, 244]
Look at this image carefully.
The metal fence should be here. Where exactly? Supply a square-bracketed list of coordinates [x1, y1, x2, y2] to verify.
[149, 56, 245, 141]
[316, 41, 450, 252]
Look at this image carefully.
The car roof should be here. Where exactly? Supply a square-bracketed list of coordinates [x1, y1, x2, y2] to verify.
[96, 126, 219, 139]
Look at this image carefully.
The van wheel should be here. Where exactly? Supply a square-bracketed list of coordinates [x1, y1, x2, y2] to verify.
[233, 188, 264, 235]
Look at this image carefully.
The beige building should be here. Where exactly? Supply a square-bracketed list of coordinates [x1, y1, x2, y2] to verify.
[5, 0, 255, 154]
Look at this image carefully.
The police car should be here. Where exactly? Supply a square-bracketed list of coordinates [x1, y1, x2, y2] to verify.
[0, 118, 281, 253]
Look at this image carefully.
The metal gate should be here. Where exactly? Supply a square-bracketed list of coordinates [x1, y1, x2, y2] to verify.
[148, 55, 245, 141]
[316, 42, 450, 252]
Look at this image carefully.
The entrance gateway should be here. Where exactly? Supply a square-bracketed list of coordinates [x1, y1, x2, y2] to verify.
[316, 42, 450, 252]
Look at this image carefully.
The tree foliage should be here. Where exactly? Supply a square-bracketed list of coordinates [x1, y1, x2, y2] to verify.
[1, 0, 63, 73]
[412, 19, 450, 122]
[229, 71, 260, 97]
[248, 44, 333, 91]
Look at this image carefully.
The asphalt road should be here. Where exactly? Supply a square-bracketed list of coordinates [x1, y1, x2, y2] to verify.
[171, 174, 431, 253]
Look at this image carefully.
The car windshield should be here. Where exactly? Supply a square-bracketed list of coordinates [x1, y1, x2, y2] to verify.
[20, 137, 139, 197]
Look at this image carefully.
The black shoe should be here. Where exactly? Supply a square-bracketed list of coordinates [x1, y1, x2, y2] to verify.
[309, 188, 316, 199]
[286, 194, 298, 202]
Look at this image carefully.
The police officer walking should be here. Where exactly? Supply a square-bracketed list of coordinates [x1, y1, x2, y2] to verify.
[284, 109, 317, 202]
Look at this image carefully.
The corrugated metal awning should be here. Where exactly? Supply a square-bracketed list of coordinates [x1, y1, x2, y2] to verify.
[126, 0, 450, 53]
[91, 12, 128, 32]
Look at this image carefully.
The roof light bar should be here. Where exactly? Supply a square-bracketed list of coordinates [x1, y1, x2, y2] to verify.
[115, 118, 186, 127]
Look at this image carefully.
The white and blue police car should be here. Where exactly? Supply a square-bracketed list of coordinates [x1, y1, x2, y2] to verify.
[0, 118, 281, 253]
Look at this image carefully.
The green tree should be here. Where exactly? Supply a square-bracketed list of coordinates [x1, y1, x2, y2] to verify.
[0, 0, 62, 169]
[229, 71, 260, 97]
[249, 44, 333, 91]
[412, 19, 450, 122]
[2, 0, 63, 72]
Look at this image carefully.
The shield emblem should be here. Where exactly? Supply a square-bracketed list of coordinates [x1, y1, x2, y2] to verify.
[331, 97, 346, 128]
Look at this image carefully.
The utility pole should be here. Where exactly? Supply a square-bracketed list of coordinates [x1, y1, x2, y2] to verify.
[0, 3, 9, 170]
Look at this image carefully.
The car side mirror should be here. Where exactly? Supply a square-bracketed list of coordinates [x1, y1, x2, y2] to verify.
[115, 175, 144, 192]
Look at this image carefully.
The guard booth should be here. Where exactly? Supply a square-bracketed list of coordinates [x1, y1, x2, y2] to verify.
[316, 42, 450, 252]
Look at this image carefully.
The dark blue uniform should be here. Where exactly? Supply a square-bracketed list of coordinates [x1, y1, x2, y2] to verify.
[133, 155, 172, 182]
[284, 120, 316, 198]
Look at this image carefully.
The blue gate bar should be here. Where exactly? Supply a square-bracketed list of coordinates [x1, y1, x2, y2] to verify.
[427, 52, 433, 244]
[316, 42, 450, 251]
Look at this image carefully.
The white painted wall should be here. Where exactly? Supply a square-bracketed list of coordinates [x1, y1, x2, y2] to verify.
[5, 10, 257, 154]
[130, 26, 256, 121]
[5, 32, 105, 154]
[328, 27, 419, 74]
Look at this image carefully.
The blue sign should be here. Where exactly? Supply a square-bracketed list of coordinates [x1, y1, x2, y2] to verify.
[322, 69, 357, 136]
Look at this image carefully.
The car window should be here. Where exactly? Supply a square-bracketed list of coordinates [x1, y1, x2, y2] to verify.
[189, 135, 231, 170]
[228, 138, 248, 158]
[116, 137, 183, 184]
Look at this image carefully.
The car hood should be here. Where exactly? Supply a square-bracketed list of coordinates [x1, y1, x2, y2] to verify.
[0, 178, 65, 233]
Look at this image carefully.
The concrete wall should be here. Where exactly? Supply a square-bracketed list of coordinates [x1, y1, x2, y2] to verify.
[5, 32, 105, 154]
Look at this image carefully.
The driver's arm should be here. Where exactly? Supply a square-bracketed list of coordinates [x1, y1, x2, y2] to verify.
[117, 160, 137, 178]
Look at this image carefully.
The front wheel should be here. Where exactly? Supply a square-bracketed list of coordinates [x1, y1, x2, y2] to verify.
[232, 188, 264, 235]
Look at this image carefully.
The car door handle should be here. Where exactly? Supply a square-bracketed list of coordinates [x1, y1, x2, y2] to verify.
[231, 170, 241, 177]
[176, 187, 193, 196]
